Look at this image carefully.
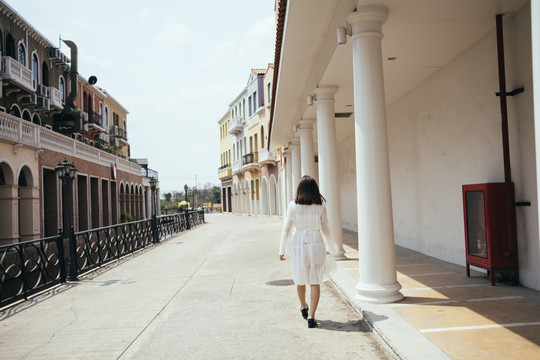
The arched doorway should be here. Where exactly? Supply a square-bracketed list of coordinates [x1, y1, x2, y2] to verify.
[0, 162, 17, 244]
[261, 177, 269, 216]
[18, 165, 39, 241]
[270, 175, 278, 216]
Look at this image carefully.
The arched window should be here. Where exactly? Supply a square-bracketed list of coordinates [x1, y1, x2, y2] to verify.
[267, 82, 271, 104]
[18, 43, 26, 66]
[59, 77, 65, 103]
[22, 110, 31, 122]
[32, 53, 38, 86]
[42, 61, 49, 86]
[99, 102, 103, 125]
[87, 94, 92, 118]
[83, 91, 88, 113]
[105, 106, 109, 127]
[10, 105, 21, 117]
[260, 125, 265, 148]
[32, 114, 40, 125]
[6, 34, 15, 59]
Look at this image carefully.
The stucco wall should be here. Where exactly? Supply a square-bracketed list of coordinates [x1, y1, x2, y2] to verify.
[386, 5, 539, 289]
[338, 132, 358, 232]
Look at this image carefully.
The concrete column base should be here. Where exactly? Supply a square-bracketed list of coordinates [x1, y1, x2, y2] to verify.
[355, 282, 404, 304]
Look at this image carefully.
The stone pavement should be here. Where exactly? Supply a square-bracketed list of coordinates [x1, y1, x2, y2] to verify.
[0, 214, 396, 360]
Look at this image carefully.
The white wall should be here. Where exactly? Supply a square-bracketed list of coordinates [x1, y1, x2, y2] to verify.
[386, 5, 539, 290]
[338, 132, 358, 232]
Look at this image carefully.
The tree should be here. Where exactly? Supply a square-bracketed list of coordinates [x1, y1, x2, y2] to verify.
[164, 192, 172, 202]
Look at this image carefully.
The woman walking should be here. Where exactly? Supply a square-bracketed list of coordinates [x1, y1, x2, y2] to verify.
[279, 175, 336, 328]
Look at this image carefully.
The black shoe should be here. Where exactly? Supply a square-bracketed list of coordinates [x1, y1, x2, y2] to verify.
[301, 306, 309, 320]
[308, 318, 317, 328]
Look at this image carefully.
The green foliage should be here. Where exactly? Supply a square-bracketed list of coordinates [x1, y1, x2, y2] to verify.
[120, 213, 134, 223]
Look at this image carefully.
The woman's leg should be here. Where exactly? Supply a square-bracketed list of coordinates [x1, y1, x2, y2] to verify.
[308, 284, 320, 318]
[296, 285, 307, 308]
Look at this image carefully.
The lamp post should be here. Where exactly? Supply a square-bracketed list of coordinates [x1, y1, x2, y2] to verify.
[184, 184, 190, 230]
[56, 158, 78, 281]
[149, 177, 159, 243]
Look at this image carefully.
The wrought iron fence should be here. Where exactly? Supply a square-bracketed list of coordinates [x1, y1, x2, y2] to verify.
[0, 211, 204, 308]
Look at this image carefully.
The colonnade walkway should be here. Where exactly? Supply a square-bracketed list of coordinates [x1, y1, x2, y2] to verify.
[2, 213, 540, 359]
[0, 214, 394, 360]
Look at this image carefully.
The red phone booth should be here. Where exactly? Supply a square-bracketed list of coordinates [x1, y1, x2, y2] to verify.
[462, 183, 518, 285]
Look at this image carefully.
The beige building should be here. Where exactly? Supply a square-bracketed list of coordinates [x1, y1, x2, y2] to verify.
[0, 1, 157, 244]
[219, 65, 280, 216]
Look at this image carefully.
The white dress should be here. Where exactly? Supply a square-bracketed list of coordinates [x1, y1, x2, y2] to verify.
[279, 201, 337, 285]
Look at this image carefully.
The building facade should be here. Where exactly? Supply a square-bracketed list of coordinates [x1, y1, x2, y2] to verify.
[218, 65, 280, 216]
[270, 0, 540, 301]
[0, 1, 158, 244]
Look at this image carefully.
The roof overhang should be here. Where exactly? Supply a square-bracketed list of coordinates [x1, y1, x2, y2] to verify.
[269, 0, 529, 151]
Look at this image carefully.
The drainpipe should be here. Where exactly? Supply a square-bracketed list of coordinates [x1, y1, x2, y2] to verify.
[62, 40, 78, 110]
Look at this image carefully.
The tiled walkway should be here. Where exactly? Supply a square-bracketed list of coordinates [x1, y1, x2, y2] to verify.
[337, 230, 540, 360]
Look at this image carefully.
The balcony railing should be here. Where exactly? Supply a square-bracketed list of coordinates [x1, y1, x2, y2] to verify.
[0, 211, 205, 308]
[0, 111, 141, 176]
[258, 148, 276, 164]
[118, 127, 128, 141]
[242, 152, 257, 166]
[218, 164, 230, 171]
[228, 116, 244, 135]
[232, 159, 242, 173]
[141, 167, 159, 179]
[0, 56, 33, 93]
[87, 112, 106, 132]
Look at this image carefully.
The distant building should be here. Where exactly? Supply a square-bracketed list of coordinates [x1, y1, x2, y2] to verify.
[0, 0, 158, 244]
[218, 65, 280, 216]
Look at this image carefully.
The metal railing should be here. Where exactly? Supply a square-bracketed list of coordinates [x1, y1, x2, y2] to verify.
[0, 211, 204, 308]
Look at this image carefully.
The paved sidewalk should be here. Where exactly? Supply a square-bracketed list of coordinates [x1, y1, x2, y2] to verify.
[0, 214, 396, 360]
[334, 229, 540, 360]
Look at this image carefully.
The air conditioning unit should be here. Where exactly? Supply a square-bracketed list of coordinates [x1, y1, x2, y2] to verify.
[35, 97, 50, 111]
[35, 84, 48, 97]
[20, 94, 37, 105]
[110, 125, 119, 136]
[48, 48, 60, 60]
[111, 137, 119, 147]
[98, 132, 109, 142]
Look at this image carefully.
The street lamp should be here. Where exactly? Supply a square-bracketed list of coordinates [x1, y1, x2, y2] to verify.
[55, 158, 78, 281]
[149, 177, 157, 216]
[149, 177, 159, 243]
[184, 184, 190, 230]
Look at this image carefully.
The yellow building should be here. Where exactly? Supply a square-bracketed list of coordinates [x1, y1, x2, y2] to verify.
[219, 65, 280, 216]
[218, 112, 232, 212]
[101, 89, 130, 159]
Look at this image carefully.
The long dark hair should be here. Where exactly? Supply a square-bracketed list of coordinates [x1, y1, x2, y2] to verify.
[295, 175, 325, 205]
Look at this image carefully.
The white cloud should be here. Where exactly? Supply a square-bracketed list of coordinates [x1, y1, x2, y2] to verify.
[154, 22, 200, 45]
[245, 15, 275, 43]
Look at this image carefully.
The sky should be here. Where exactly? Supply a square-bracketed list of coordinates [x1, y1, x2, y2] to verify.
[5, 0, 276, 193]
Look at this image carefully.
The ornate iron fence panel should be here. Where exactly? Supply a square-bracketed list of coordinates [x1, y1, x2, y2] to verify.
[0, 211, 205, 309]
[75, 219, 154, 275]
[0, 234, 65, 308]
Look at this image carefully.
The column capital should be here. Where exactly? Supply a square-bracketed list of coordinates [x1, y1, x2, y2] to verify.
[289, 138, 300, 146]
[298, 119, 315, 130]
[345, 5, 388, 39]
[313, 85, 338, 102]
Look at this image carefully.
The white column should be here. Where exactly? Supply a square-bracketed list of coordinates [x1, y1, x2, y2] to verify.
[298, 119, 316, 178]
[284, 149, 293, 205]
[291, 139, 301, 194]
[346, 5, 403, 303]
[532, 0, 540, 255]
[314, 85, 346, 260]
